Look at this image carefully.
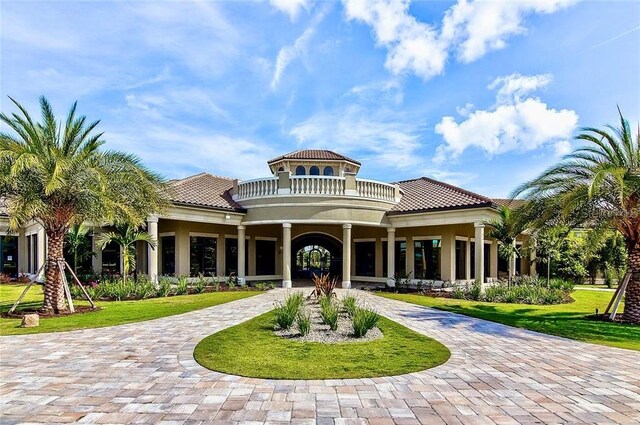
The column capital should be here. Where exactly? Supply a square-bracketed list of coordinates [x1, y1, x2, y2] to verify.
[387, 227, 396, 234]
[237, 225, 246, 231]
[342, 223, 352, 230]
[147, 215, 159, 223]
[474, 222, 485, 228]
[282, 223, 292, 229]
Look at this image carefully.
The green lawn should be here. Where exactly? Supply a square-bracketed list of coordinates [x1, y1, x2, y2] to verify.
[377, 290, 640, 351]
[0, 284, 258, 335]
[194, 310, 451, 379]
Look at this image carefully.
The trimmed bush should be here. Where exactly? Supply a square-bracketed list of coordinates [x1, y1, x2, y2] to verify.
[320, 300, 339, 331]
[273, 292, 304, 330]
[296, 310, 312, 336]
[342, 294, 358, 316]
[451, 278, 571, 305]
[351, 307, 380, 338]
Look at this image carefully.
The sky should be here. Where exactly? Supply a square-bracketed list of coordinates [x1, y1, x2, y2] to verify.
[1, 0, 639, 197]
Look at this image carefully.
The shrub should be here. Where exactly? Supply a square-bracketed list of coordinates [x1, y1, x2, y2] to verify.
[227, 277, 236, 291]
[454, 281, 569, 305]
[175, 276, 189, 295]
[156, 277, 173, 297]
[193, 276, 207, 293]
[320, 299, 339, 331]
[254, 282, 267, 291]
[274, 292, 304, 330]
[296, 310, 311, 336]
[213, 279, 221, 292]
[312, 273, 338, 297]
[351, 307, 380, 338]
[342, 294, 358, 316]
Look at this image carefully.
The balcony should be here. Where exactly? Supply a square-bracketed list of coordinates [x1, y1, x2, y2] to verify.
[233, 173, 401, 203]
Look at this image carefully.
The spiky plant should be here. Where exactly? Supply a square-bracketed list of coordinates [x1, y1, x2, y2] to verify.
[514, 109, 639, 322]
[0, 96, 168, 313]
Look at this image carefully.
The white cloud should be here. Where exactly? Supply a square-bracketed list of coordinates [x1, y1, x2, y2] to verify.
[270, 5, 330, 89]
[272, 27, 316, 89]
[290, 105, 425, 169]
[343, 0, 578, 80]
[489, 72, 553, 103]
[343, 0, 447, 80]
[554, 140, 572, 156]
[269, 0, 312, 21]
[434, 73, 578, 160]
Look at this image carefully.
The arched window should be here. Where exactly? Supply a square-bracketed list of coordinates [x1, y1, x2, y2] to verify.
[323, 166, 334, 176]
[295, 166, 306, 175]
[310, 166, 320, 175]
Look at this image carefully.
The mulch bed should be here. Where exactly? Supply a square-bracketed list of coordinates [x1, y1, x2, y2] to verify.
[3, 305, 101, 319]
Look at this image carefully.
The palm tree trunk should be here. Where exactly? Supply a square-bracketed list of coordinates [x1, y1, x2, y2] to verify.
[41, 229, 66, 314]
[622, 244, 640, 323]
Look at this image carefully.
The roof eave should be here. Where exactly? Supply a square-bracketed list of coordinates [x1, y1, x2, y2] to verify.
[386, 202, 495, 216]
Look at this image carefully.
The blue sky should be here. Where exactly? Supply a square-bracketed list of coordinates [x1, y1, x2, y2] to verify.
[1, 0, 639, 197]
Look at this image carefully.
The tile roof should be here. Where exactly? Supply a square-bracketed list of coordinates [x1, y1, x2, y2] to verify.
[389, 177, 493, 214]
[167, 173, 244, 212]
[268, 149, 361, 165]
[492, 198, 526, 209]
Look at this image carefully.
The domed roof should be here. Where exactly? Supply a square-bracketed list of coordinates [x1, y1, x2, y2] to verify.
[267, 149, 360, 165]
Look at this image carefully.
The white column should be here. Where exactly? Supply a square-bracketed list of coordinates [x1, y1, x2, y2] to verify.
[387, 227, 396, 287]
[237, 225, 246, 285]
[282, 223, 292, 288]
[474, 223, 485, 290]
[147, 216, 159, 282]
[342, 224, 352, 289]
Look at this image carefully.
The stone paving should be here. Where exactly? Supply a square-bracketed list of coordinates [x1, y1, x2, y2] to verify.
[1, 289, 639, 425]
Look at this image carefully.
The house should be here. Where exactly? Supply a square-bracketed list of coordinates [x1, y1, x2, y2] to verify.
[0, 150, 535, 286]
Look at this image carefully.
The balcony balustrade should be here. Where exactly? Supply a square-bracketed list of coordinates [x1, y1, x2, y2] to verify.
[233, 174, 400, 203]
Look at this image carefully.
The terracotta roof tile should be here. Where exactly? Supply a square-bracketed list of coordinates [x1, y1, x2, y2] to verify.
[492, 198, 526, 209]
[268, 149, 361, 165]
[389, 177, 493, 214]
[167, 173, 244, 212]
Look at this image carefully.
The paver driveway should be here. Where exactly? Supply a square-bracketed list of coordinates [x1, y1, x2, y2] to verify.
[1, 289, 639, 425]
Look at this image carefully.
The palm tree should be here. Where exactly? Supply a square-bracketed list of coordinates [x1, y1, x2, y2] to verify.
[97, 223, 156, 282]
[0, 96, 168, 313]
[514, 109, 639, 322]
[485, 206, 525, 285]
[64, 223, 94, 273]
[530, 225, 569, 286]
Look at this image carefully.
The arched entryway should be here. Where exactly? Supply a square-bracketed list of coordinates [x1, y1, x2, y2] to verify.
[291, 233, 342, 280]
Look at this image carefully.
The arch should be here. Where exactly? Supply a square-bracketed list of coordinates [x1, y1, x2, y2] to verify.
[295, 165, 306, 175]
[291, 232, 342, 280]
[323, 166, 334, 176]
[309, 166, 320, 175]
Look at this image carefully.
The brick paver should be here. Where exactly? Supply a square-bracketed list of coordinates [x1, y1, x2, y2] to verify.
[1, 289, 639, 424]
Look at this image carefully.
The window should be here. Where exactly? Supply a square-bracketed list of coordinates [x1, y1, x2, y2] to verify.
[323, 166, 334, 176]
[161, 236, 175, 275]
[295, 166, 306, 175]
[414, 239, 441, 280]
[0, 235, 18, 277]
[225, 238, 248, 276]
[455, 240, 466, 280]
[309, 166, 320, 175]
[383, 240, 407, 277]
[190, 236, 216, 276]
[355, 241, 376, 276]
[256, 240, 276, 275]
[102, 240, 120, 274]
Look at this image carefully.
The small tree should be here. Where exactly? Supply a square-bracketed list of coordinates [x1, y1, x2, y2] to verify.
[485, 206, 525, 285]
[530, 226, 568, 286]
[64, 223, 94, 273]
[97, 223, 156, 282]
[0, 96, 168, 313]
